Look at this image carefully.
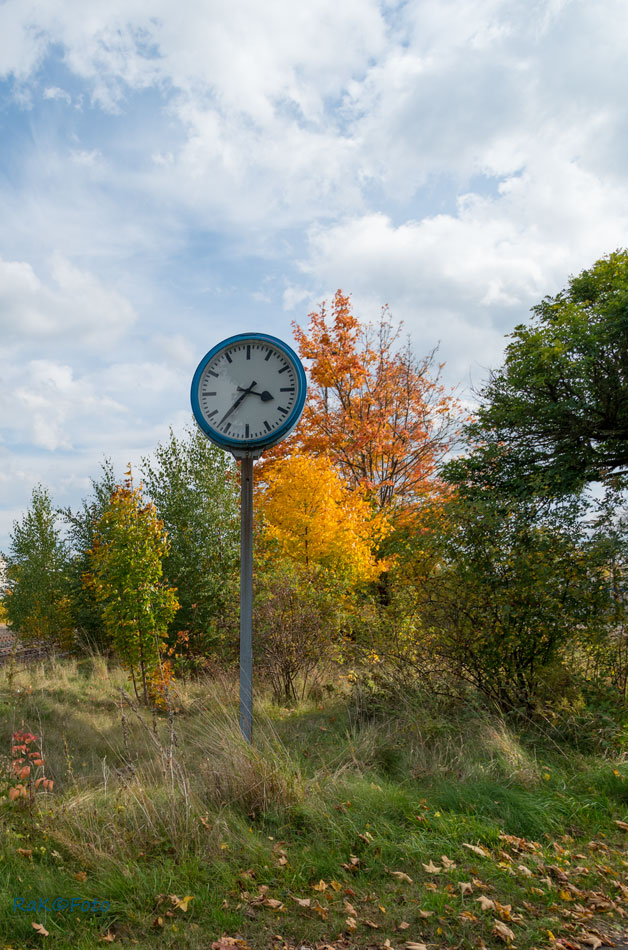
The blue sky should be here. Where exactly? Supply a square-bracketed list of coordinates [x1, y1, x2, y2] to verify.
[1, 0, 628, 549]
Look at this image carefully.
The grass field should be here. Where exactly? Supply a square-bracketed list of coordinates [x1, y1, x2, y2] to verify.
[1, 656, 628, 949]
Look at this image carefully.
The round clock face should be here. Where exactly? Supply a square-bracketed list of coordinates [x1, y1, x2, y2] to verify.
[191, 333, 307, 452]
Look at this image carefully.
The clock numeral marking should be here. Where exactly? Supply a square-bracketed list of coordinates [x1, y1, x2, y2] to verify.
[280, 387, 295, 392]
[278, 365, 289, 374]
[264, 420, 271, 432]
[245, 424, 250, 438]
[246, 345, 251, 360]
[225, 352, 232, 364]
[277, 406, 288, 414]
[208, 370, 219, 378]
[203, 391, 216, 396]
[207, 409, 218, 419]
[264, 348, 272, 361]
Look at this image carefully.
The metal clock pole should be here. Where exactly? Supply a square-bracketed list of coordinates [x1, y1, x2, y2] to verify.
[239, 454, 254, 743]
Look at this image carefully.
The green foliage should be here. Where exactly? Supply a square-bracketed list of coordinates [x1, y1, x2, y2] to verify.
[254, 558, 348, 703]
[62, 460, 117, 649]
[383, 486, 608, 711]
[86, 469, 179, 704]
[3, 485, 72, 646]
[142, 427, 239, 662]
[473, 249, 628, 493]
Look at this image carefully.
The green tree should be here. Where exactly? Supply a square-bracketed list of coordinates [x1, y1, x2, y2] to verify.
[63, 460, 117, 649]
[3, 485, 73, 645]
[86, 469, 179, 703]
[141, 427, 239, 661]
[384, 481, 607, 711]
[473, 249, 628, 494]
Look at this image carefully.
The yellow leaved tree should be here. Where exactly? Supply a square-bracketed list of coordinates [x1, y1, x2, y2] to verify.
[258, 453, 390, 586]
[255, 454, 390, 702]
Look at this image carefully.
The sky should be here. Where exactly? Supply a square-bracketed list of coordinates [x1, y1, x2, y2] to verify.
[1, 0, 628, 550]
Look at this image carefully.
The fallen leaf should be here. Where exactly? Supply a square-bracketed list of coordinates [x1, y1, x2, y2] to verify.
[476, 896, 496, 912]
[422, 860, 442, 874]
[518, 864, 533, 877]
[406, 943, 428, 950]
[74, 871, 87, 883]
[398, 921, 410, 930]
[345, 917, 357, 931]
[579, 936, 602, 949]
[99, 933, 115, 943]
[615, 821, 628, 831]
[264, 899, 284, 910]
[364, 919, 379, 929]
[17, 848, 33, 858]
[463, 843, 490, 858]
[441, 855, 457, 869]
[390, 870, 413, 884]
[293, 897, 311, 908]
[312, 880, 328, 891]
[344, 900, 357, 916]
[418, 909, 434, 918]
[32, 922, 49, 936]
[460, 881, 474, 895]
[172, 895, 194, 912]
[492, 920, 515, 942]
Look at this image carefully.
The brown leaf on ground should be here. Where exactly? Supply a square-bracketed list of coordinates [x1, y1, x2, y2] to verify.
[459, 881, 474, 895]
[390, 870, 413, 884]
[476, 896, 496, 912]
[293, 897, 311, 908]
[463, 843, 490, 858]
[31, 922, 49, 936]
[99, 933, 116, 943]
[492, 920, 515, 942]
[422, 861, 441, 874]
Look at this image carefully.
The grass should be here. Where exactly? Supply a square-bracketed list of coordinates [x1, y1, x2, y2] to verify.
[1, 656, 628, 949]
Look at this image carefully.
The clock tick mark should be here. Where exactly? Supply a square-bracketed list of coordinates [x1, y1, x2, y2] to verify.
[208, 370, 219, 378]
[278, 406, 288, 414]
[203, 391, 216, 396]
[207, 409, 217, 419]
[246, 345, 251, 360]
[264, 420, 271, 431]
[280, 387, 295, 392]
[224, 422, 232, 433]
[278, 365, 289, 374]
[245, 424, 250, 438]
[264, 348, 272, 361]
[225, 353, 232, 364]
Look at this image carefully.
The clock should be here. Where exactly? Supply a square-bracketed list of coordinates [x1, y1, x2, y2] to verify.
[190, 332, 307, 455]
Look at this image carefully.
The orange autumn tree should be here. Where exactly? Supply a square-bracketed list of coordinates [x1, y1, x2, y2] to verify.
[258, 453, 390, 586]
[270, 291, 460, 515]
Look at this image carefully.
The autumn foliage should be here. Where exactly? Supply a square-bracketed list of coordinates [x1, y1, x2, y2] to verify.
[270, 290, 460, 514]
[258, 453, 390, 585]
[85, 468, 179, 705]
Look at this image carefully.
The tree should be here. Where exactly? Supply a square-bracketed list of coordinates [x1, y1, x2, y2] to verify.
[388, 480, 607, 711]
[86, 469, 178, 704]
[474, 249, 628, 494]
[141, 427, 239, 660]
[258, 453, 390, 586]
[63, 460, 117, 649]
[3, 486, 73, 646]
[268, 291, 460, 513]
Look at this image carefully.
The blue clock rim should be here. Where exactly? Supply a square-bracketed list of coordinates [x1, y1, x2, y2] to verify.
[190, 332, 307, 452]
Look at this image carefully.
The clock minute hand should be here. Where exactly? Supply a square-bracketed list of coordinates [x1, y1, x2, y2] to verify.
[218, 381, 257, 427]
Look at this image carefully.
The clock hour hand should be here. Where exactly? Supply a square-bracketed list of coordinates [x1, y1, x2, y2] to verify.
[238, 386, 274, 402]
[218, 381, 257, 427]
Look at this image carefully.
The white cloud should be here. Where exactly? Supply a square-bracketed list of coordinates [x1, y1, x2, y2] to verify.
[0, 255, 136, 348]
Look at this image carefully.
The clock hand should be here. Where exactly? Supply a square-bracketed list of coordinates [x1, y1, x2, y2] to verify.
[218, 381, 257, 427]
[237, 386, 274, 402]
